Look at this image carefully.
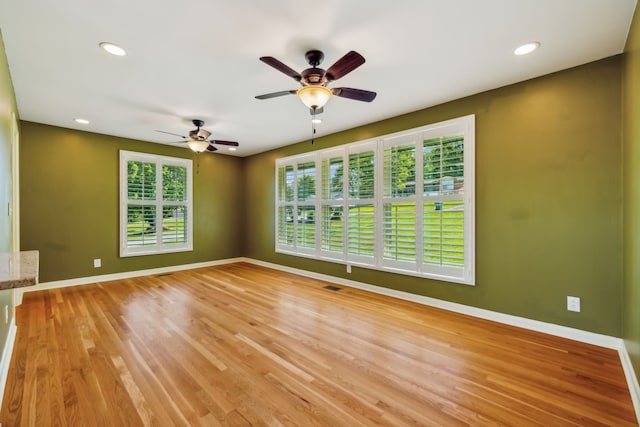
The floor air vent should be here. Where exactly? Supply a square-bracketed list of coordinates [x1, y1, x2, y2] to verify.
[323, 285, 342, 291]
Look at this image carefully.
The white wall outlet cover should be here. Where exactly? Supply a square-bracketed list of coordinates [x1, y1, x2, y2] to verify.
[94, 259, 101, 268]
[567, 296, 581, 312]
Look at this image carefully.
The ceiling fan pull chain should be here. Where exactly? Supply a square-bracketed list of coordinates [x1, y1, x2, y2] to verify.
[311, 109, 317, 144]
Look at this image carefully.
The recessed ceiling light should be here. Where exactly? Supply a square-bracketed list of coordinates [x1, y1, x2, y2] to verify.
[74, 118, 90, 124]
[99, 42, 126, 56]
[514, 42, 540, 56]
[311, 118, 322, 124]
[228, 147, 237, 151]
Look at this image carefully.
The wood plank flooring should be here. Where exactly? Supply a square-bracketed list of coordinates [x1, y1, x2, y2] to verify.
[0, 262, 637, 426]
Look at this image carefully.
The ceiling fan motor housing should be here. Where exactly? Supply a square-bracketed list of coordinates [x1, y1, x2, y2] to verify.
[189, 129, 211, 140]
[189, 119, 210, 140]
[302, 68, 326, 85]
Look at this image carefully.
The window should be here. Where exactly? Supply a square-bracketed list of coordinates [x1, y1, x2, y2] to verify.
[382, 140, 416, 266]
[296, 160, 316, 251]
[120, 151, 193, 257]
[275, 115, 475, 285]
[320, 151, 345, 259]
[347, 144, 376, 263]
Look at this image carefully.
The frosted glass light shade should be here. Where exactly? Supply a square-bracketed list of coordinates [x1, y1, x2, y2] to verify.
[297, 85, 332, 109]
[187, 140, 209, 153]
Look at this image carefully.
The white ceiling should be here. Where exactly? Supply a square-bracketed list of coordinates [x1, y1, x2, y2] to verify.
[0, 0, 636, 156]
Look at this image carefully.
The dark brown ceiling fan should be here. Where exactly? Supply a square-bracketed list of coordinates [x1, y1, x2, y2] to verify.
[255, 50, 377, 112]
[156, 119, 239, 153]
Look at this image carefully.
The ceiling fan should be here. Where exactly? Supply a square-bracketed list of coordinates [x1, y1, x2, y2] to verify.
[156, 119, 239, 153]
[255, 50, 377, 113]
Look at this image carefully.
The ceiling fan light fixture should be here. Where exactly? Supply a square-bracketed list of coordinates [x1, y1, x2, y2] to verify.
[297, 85, 332, 109]
[186, 140, 209, 153]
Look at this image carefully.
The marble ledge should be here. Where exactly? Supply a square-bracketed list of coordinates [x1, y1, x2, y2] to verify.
[0, 250, 39, 290]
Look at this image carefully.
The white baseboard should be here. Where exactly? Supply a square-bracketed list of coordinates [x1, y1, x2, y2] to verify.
[620, 341, 640, 424]
[0, 321, 17, 412]
[12, 256, 640, 422]
[17, 257, 245, 302]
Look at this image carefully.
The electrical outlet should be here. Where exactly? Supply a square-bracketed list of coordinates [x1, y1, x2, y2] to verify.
[346, 264, 351, 273]
[567, 296, 581, 312]
[93, 258, 101, 268]
[4, 305, 8, 324]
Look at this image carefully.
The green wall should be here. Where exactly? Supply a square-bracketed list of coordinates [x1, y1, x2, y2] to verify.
[20, 122, 245, 282]
[0, 30, 18, 368]
[623, 5, 640, 381]
[244, 57, 623, 336]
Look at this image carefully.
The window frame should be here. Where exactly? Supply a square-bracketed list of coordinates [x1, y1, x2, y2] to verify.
[275, 115, 475, 285]
[119, 150, 193, 257]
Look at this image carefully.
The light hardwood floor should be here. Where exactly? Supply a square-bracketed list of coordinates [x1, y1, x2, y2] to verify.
[0, 262, 637, 426]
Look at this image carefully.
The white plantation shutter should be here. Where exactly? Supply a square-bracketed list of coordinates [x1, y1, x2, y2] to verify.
[277, 206, 294, 246]
[348, 149, 375, 199]
[320, 153, 346, 259]
[161, 206, 187, 244]
[346, 146, 376, 263]
[422, 131, 469, 277]
[424, 200, 464, 267]
[120, 151, 193, 257]
[276, 165, 295, 247]
[162, 165, 188, 244]
[347, 204, 375, 257]
[278, 165, 294, 202]
[275, 156, 319, 254]
[382, 142, 417, 266]
[296, 205, 316, 248]
[383, 203, 416, 262]
[125, 159, 156, 247]
[321, 205, 344, 254]
[127, 160, 156, 200]
[275, 115, 474, 285]
[296, 161, 316, 251]
[296, 161, 316, 201]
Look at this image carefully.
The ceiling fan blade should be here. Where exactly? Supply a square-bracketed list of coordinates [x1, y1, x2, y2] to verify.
[325, 51, 365, 81]
[206, 145, 218, 152]
[332, 87, 377, 102]
[211, 140, 239, 147]
[156, 130, 187, 139]
[259, 57, 302, 81]
[255, 90, 297, 100]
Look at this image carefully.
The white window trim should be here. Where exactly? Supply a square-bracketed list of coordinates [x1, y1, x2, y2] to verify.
[119, 150, 193, 257]
[276, 115, 475, 285]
